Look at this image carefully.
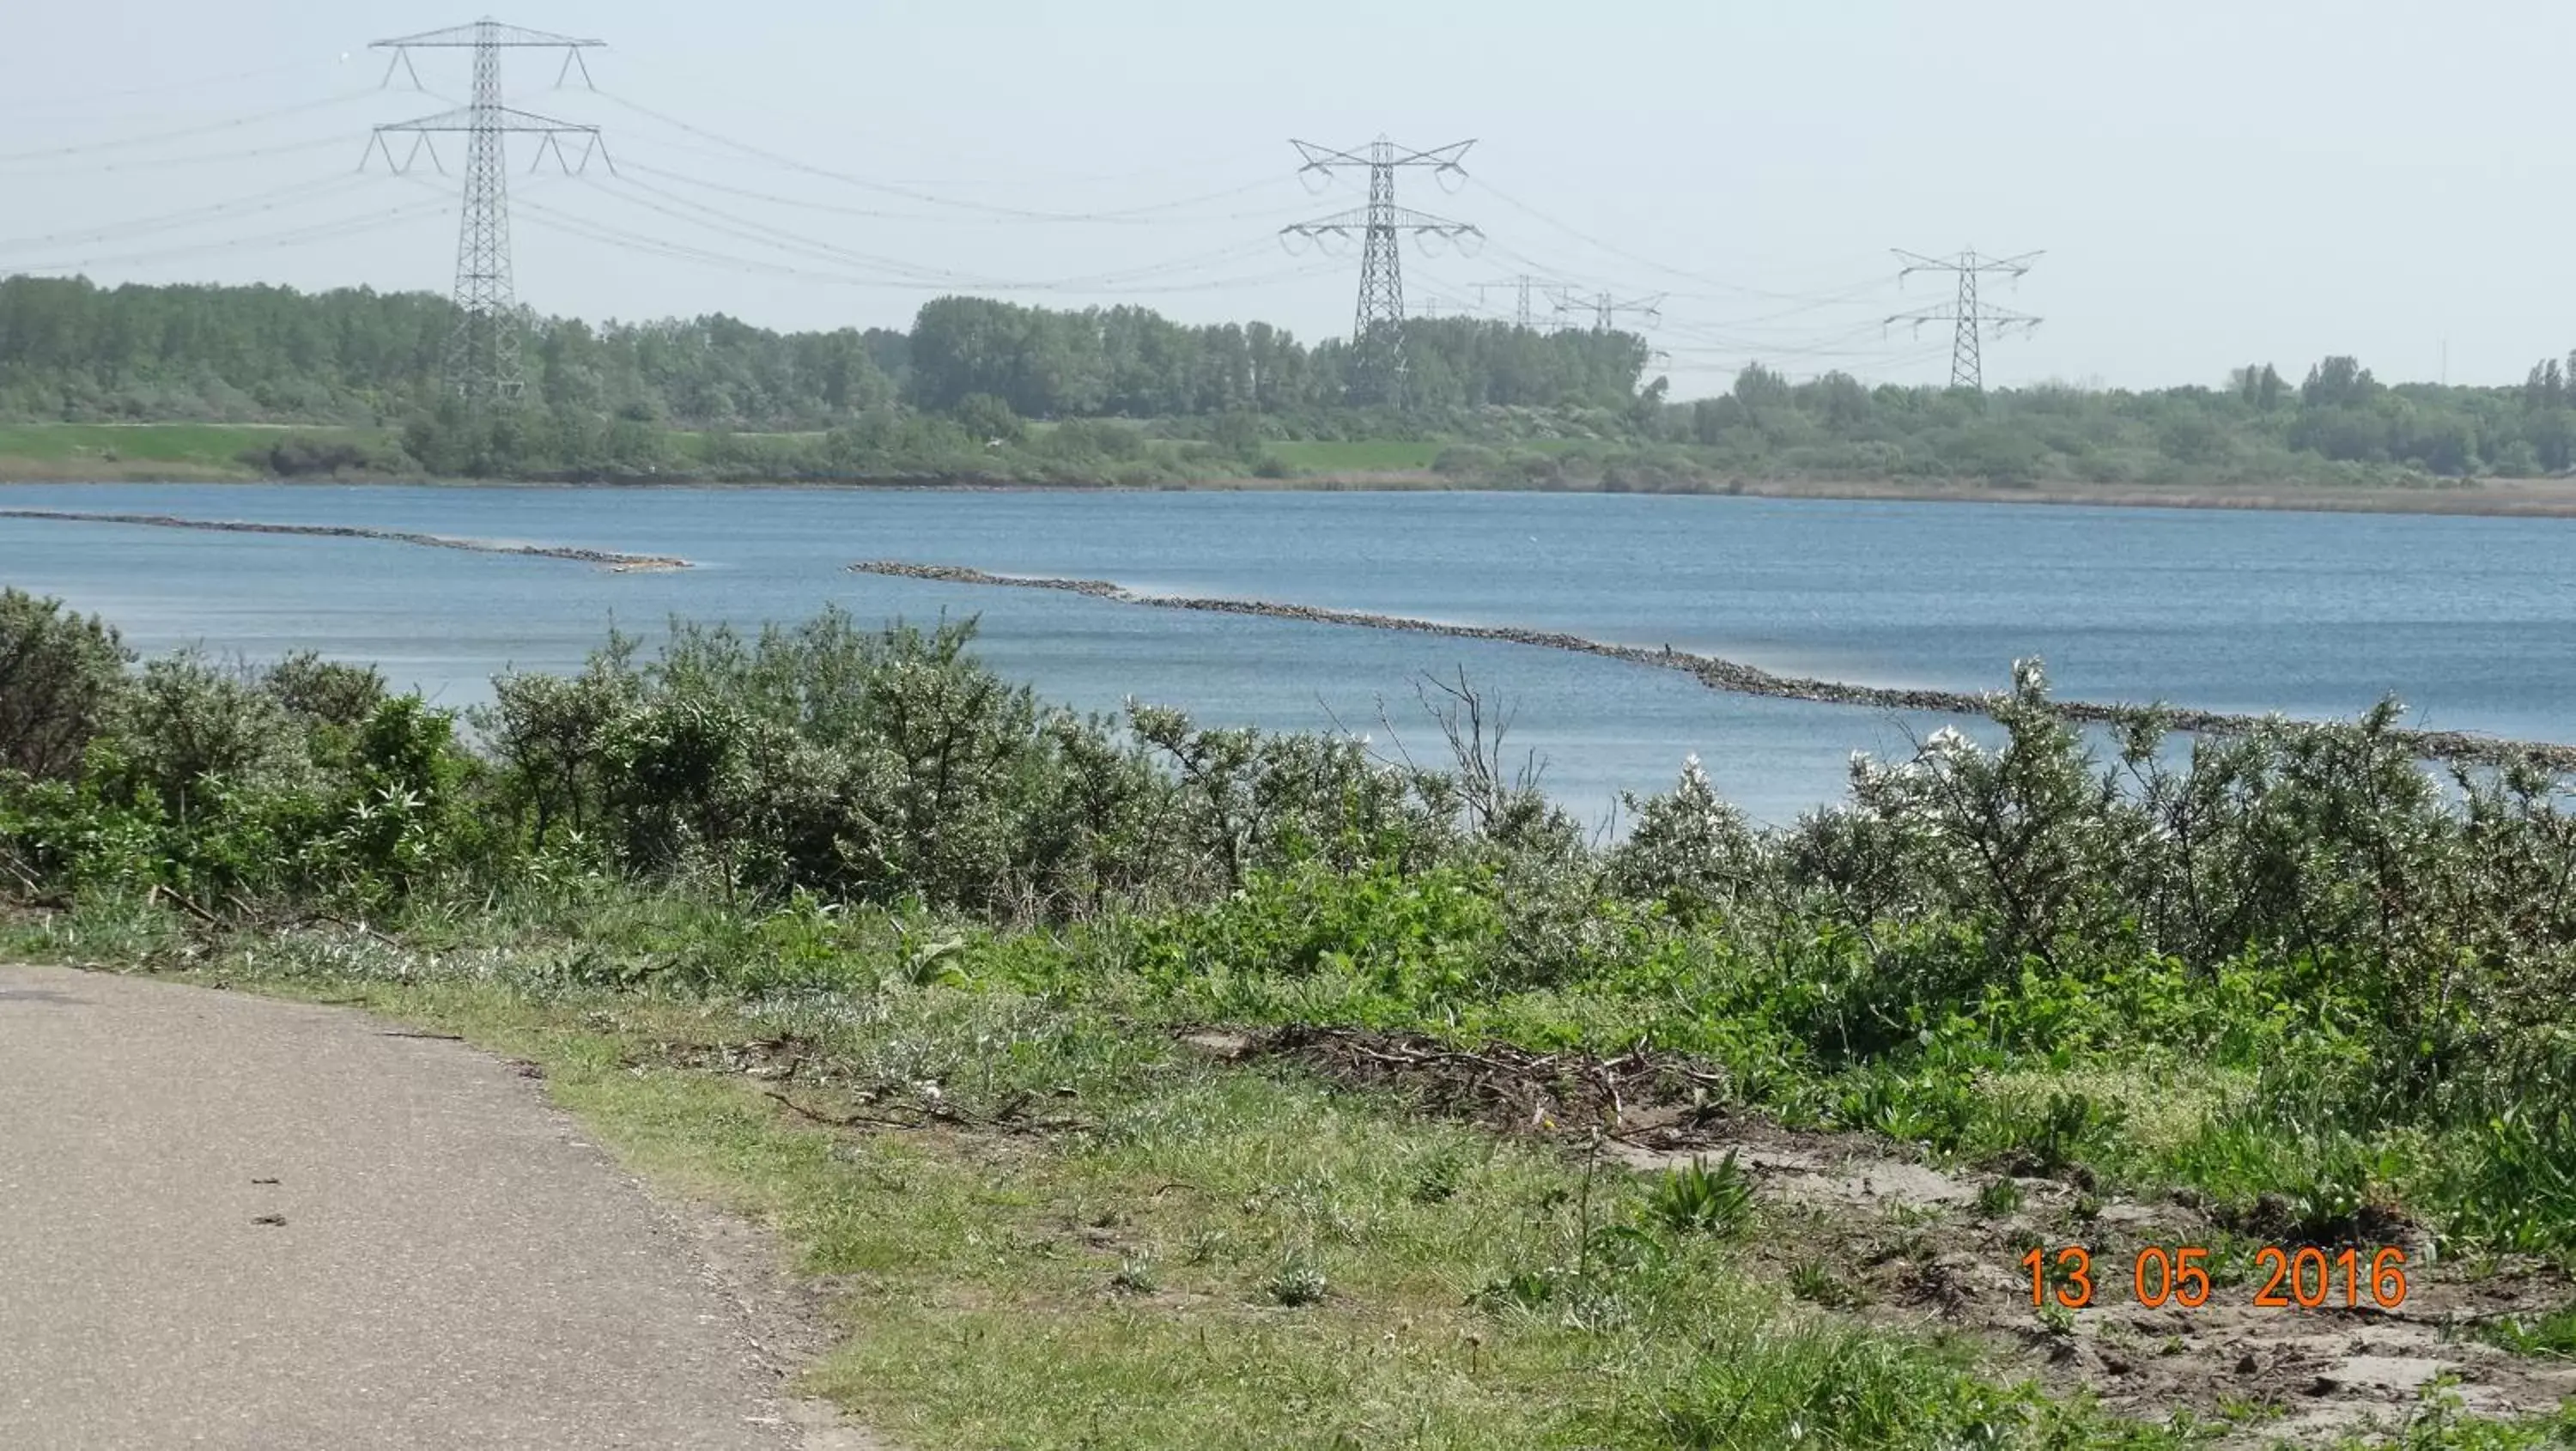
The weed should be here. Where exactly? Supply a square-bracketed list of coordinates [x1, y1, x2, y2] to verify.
[2482, 1306, 2576, 1359]
[1111, 1254, 1160, 1295]
[1264, 1253, 1328, 1307]
[1648, 1151, 1754, 1238]
[1975, 1177, 2026, 1217]
[1788, 1258, 1869, 1310]
[2014, 1090, 2129, 1175]
[1407, 1145, 1473, 1205]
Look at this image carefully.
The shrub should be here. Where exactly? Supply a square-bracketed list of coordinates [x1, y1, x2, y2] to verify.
[95, 653, 307, 814]
[262, 652, 388, 731]
[244, 436, 376, 477]
[0, 590, 131, 780]
[1609, 756, 1764, 922]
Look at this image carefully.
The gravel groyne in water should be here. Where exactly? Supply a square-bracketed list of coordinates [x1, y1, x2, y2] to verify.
[0, 510, 691, 572]
[848, 559, 2576, 773]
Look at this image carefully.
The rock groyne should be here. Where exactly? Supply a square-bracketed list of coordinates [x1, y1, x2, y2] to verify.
[848, 559, 2576, 773]
[1, 510, 691, 572]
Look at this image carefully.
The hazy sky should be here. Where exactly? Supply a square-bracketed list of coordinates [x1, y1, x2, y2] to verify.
[4, 1, 2571, 396]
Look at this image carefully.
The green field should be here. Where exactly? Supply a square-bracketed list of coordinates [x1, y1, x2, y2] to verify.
[0, 422, 386, 481]
[1266, 439, 1448, 472]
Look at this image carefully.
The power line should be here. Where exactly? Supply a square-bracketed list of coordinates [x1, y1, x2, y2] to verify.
[368, 19, 610, 404]
[0, 59, 355, 116]
[1281, 136, 1479, 404]
[588, 172, 1294, 293]
[513, 187, 1341, 298]
[1473, 178, 1891, 304]
[1886, 248, 2043, 394]
[0, 89, 379, 166]
[0, 135, 361, 178]
[6, 196, 455, 275]
[587, 174, 987, 285]
[617, 158, 1307, 229]
[592, 91, 1276, 226]
[0, 176, 363, 256]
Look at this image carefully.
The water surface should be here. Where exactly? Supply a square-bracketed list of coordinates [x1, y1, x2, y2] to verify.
[4, 483, 2567, 825]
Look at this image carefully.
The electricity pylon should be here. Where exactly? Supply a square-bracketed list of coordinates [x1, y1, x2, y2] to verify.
[365, 20, 611, 404]
[1282, 137, 1479, 405]
[1552, 288, 1663, 335]
[1887, 248, 2042, 395]
[1478, 274, 1550, 330]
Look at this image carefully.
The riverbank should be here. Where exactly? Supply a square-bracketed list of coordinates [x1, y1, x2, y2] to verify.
[18, 465, 2576, 518]
[12, 419, 2576, 520]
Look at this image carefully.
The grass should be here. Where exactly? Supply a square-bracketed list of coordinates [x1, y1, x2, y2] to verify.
[0, 897, 2252, 1451]
[0, 422, 386, 481]
[2483, 1307, 2576, 1359]
[1267, 440, 1447, 473]
[15, 893, 2576, 1449]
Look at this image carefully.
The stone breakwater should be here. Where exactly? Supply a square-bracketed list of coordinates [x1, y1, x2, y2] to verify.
[0, 511, 690, 572]
[848, 559, 2576, 773]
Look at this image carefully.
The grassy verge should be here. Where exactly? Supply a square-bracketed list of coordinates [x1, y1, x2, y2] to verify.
[0, 422, 391, 482]
[9, 893, 2571, 1451]
[1267, 440, 1449, 473]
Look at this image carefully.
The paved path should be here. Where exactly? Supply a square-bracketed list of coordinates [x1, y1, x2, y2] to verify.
[0, 964, 867, 1450]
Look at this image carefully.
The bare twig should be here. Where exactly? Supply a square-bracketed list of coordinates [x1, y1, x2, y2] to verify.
[148, 883, 222, 927]
[759, 1088, 927, 1132]
[310, 912, 404, 950]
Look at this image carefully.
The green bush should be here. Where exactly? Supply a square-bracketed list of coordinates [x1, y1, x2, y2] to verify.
[0, 588, 130, 780]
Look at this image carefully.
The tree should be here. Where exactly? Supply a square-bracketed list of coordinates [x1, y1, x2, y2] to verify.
[2257, 364, 2285, 413]
[2302, 355, 2378, 409]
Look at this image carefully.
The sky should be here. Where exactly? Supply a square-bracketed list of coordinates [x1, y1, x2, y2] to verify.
[3, 0, 2571, 398]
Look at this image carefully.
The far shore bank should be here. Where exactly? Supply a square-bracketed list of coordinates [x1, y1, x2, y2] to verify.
[11, 467, 2576, 520]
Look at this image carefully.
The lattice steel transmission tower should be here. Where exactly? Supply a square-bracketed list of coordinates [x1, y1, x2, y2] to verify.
[1282, 137, 1479, 404]
[1552, 288, 1663, 335]
[1887, 248, 2042, 394]
[1478, 274, 1546, 330]
[365, 21, 611, 404]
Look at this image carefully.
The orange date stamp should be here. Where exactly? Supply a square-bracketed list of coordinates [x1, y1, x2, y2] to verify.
[2023, 1245, 2410, 1311]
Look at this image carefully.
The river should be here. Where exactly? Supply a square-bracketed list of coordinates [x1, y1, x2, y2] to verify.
[3, 483, 2569, 826]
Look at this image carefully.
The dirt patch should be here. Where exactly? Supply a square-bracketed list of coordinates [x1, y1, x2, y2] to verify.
[1224, 1023, 2576, 1443]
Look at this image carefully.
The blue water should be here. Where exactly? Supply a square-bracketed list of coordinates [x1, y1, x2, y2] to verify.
[3, 483, 2569, 827]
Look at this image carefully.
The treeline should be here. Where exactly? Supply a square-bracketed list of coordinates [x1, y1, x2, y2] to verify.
[16, 273, 2576, 487]
[1625, 354, 2576, 489]
[902, 297, 1647, 417]
[0, 276, 1645, 428]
